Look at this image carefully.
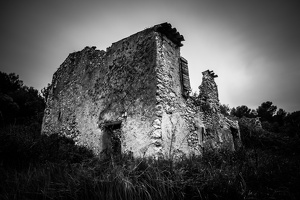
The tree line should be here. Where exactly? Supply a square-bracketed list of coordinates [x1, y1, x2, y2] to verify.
[220, 102, 300, 137]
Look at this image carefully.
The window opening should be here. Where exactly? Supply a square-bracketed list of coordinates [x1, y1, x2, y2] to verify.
[179, 57, 191, 97]
[230, 127, 240, 151]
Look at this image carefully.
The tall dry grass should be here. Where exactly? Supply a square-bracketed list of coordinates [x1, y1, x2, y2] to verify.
[1, 124, 300, 200]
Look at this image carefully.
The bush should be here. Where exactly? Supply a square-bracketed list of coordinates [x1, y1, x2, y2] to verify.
[37, 133, 94, 164]
[0, 125, 93, 169]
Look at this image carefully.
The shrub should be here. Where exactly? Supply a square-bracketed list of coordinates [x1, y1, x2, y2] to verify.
[0, 125, 93, 169]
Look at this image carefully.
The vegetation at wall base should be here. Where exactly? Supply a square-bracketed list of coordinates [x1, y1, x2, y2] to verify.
[1, 124, 300, 200]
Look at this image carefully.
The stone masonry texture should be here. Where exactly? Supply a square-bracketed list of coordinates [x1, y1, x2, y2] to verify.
[42, 23, 242, 158]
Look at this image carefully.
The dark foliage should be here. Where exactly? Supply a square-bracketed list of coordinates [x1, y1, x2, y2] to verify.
[284, 111, 300, 137]
[230, 101, 300, 136]
[230, 105, 256, 118]
[219, 104, 230, 116]
[41, 83, 51, 103]
[1, 132, 299, 200]
[273, 108, 287, 126]
[0, 125, 94, 170]
[0, 71, 45, 126]
[257, 101, 277, 122]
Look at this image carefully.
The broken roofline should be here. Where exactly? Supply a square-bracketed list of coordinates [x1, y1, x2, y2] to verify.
[153, 22, 185, 47]
[202, 69, 218, 78]
[109, 22, 185, 49]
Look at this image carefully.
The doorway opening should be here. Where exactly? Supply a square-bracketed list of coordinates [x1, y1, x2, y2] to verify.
[102, 121, 122, 156]
[230, 127, 241, 151]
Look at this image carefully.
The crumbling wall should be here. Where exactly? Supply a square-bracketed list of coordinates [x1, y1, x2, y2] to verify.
[42, 23, 241, 157]
[198, 70, 241, 150]
[42, 47, 107, 153]
[199, 70, 220, 129]
[102, 29, 159, 157]
[153, 33, 204, 158]
[42, 29, 159, 156]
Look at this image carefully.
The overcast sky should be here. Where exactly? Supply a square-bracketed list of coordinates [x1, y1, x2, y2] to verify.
[1, 0, 300, 112]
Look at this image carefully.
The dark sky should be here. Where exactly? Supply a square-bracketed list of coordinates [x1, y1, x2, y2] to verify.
[1, 0, 300, 112]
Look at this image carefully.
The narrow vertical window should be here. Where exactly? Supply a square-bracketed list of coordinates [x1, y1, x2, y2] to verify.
[179, 57, 191, 97]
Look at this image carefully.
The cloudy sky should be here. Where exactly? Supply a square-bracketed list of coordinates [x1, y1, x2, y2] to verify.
[1, 0, 299, 112]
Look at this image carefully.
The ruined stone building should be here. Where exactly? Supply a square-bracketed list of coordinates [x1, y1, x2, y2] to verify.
[42, 23, 241, 158]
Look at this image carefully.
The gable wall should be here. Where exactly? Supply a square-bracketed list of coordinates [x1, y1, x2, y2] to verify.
[42, 29, 158, 155]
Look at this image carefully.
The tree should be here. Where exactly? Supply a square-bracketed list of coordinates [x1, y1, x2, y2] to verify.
[230, 105, 256, 118]
[284, 111, 300, 137]
[0, 94, 19, 125]
[220, 104, 230, 116]
[11, 86, 45, 124]
[273, 108, 287, 126]
[41, 83, 51, 103]
[0, 72, 23, 94]
[0, 71, 45, 126]
[256, 101, 277, 122]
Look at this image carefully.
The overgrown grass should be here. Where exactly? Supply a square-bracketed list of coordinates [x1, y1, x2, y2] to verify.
[1, 125, 300, 200]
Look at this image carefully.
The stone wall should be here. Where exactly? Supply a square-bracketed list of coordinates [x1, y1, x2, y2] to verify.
[42, 47, 107, 153]
[153, 33, 203, 158]
[42, 29, 159, 156]
[198, 70, 242, 150]
[42, 23, 242, 158]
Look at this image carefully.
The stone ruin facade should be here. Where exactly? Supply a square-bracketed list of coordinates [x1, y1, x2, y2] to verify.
[42, 23, 242, 158]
